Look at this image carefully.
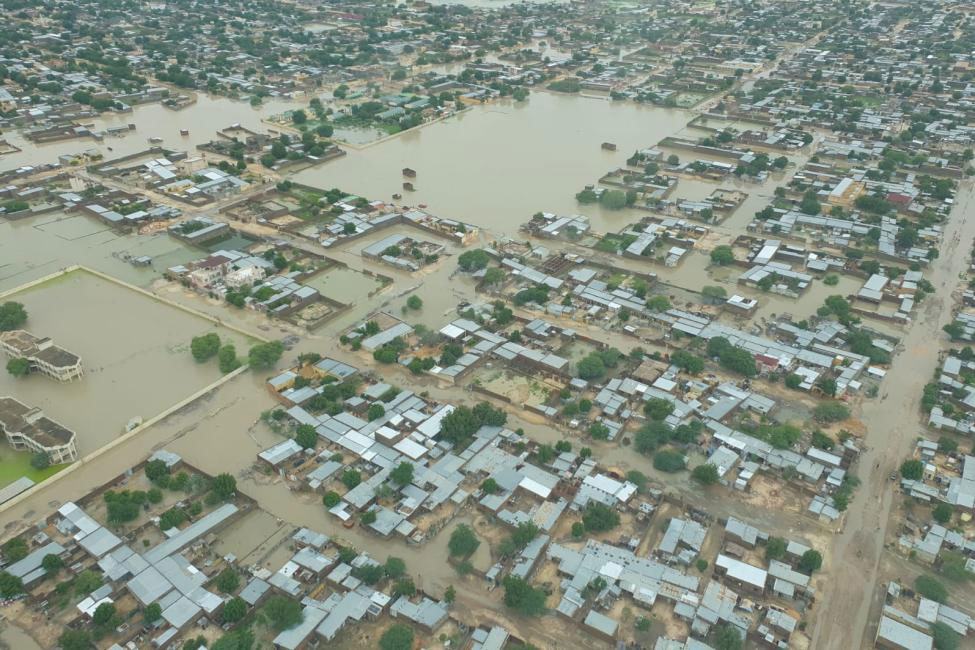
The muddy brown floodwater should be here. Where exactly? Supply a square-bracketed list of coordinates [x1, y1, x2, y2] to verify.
[295, 92, 693, 235]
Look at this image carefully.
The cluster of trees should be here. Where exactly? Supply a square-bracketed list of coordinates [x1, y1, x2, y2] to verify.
[502, 575, 547, 616]
[439, 401, 506, 447]
[634, 419, 703, 455]
[706, 337, 757, 377]
[457, 249, 490, 272]
[190, 333, 243, 373]
[577, 347, 623, 381]
[248, 340, 284, 370]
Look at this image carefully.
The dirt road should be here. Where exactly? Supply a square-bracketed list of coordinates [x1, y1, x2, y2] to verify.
[812, 181, 975, 649]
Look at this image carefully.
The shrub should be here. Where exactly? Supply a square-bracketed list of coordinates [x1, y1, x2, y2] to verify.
[653, 449, 686, 472]
[692, 463, 720, 485]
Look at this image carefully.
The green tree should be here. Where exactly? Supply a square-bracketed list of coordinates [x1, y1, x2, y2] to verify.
[218, 344, 241, 373]
[457, 249, 490, 272]
[368, 403, 386, 421]
[216, 568, 240, 594]
[813, 401, 849, 423]
[932, 503, 953, 525]
[3, 537, 28, 562]
[930, 621, 960, 650]
[502, 575, 547, 616]
[710, 246, 735, 265]
[444, 585, 456, 604]
[57, 630, 92, 650]
[93, 601, 117, 626]
[264, 595, 304, 630]
[323, 491, 341, 507]
[248, 341, 284, 370]
[341, 469, 361, 489]
[798, 549, 823, 574]
[448, 524, 480, 557]
[42, 553, 64, 574]
[190, 333, 221, 362]
[222, 596, 247, 623]
[900, 460, 924, 480]
[582, 502, 620, 532]
[644, 398, 674, 421]
[0, 302, 27, 331]
[6, 357, 29, 377]
[30, 451, 51, 470]
[915, 575, 948, 603]
[692, 463, 720, 485]
[291, 109, 307, 125]
[379, 624, 415, 650]
[406, 295, 423, 310]
[577, 353, 607, 380]
[711, 623, 743, 650]
[295, 424, 318, 450]
[653, 449, 685, 472]
[765, 537, 786, 561]
[390, 461, 414, 486]
[144, 602, 163, 624]
[211, 473, 237, 500]
[385, 557, 406, 579]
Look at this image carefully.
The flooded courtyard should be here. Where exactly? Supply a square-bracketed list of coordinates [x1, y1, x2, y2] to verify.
[0, 269, 255, 458]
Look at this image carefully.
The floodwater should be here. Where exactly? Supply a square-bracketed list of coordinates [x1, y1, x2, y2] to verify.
[304, 266, 385, 305]
[295, 92, 692, 235]
[0, 94, 306, 171]
[0, 270, 252, 456]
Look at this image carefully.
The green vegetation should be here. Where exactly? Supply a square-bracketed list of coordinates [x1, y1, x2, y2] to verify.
[581, 502, 620, 532]
[190, 332, 221, 362]
[548, 78, 582, 93]
[379, 624, 415, 650]
[439, 402, 506, 448]
[448, 524, 480, 558]
[653, 449, 686, 472]
[914, 575, 948, 603]
[458, 249, 490, 272]
[264, 595, 304, 630]
[502, 575, 547, 616]
[248, 340, 284, 370]
[710, 246, 735, 266]
[812, 401, 849, 423]
[6, 357, 30, 377]
[706, 337, 756, 377]
[691, 463, 720, 485]
[0, 302, 27, 331]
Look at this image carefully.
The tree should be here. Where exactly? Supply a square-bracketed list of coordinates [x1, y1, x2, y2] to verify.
[765, 537, 786, 561]
[3, 537, 28, 562]
[502, 575, 547, 616]
[915, 575, 948, 603]
[218, 344, 241, 373]
[900, 460, 924, 481]
[248, 341, 284, 370]
[933, 503, 953, 525]
[692, 463, 720, 485]
[211, 629, 255, 650]
[390, 461, 414, 486]
[711, 623, 743, 650]
[653, 449, 686, 472]
[367, 403, 386, 421]
[190, 333, 221, 362]
[216, 568, 240, 594]
[444, 585, 456, 604]
[785, 374, 802, 389]
[144, 602, 163, 624]
[0, 571, 22, 598]
[457, 249, 490, 272]
[222, 596, 247, 623]
[671, 350, 704, 374]
[798, 549, 823, 574]
[448, 524, 480, 557]
[341, 469, 362, 489]
[295, 424, 317, 450]
[385, 557, 406, 579]
[701, 285, 727, 304]
[643, 294, 669, 312]
[406, 295, 423, 310]
[483, 267, 504, 285]
[577, 353, 607, 380]
[644, 398, 674, 421]
[291, 109, 307, 124]
[211, 473, 237, 500]
[264, 595, 304, 630]
[582, 502, 620, 532]
[145, 459, 170, 483]
[93, 602, 117, 626]
[799, 189, 821, 215]
[813, 401, 849, 422]
[6, 357, 29, 377]
[42, 553, 63, 574]
[57, 630, 92, 650]
[323, 491, 341, 507]
[710, 246, 735, 265]
[379, 624, 415, 650]
[0, 302, 27, 331]
[481, 478, 500, 494]
[30, 451, 51, 470]
[931, 621, 960, 650]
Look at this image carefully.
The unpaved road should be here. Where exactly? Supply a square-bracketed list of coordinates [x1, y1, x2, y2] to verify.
[812, 181, 975, 649]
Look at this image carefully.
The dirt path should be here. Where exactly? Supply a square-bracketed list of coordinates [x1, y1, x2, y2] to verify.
[812, 180, 975, 649]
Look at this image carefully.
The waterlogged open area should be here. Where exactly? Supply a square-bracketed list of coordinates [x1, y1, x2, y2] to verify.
[2, 0, 975, 649]
[0, 269, 254, 456]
